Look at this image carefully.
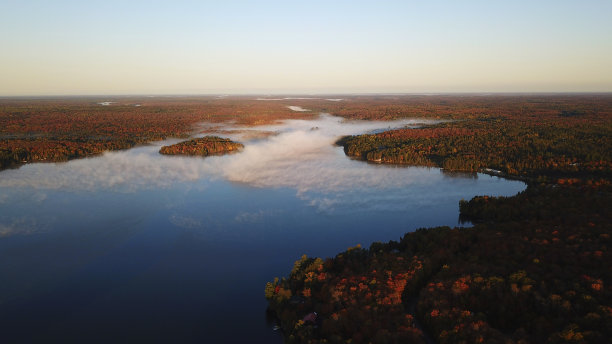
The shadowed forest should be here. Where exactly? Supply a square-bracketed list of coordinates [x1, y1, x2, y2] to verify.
[266, 184, 611, 343]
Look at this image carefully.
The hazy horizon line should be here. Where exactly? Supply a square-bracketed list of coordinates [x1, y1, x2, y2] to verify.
[2, 91, 612, 100]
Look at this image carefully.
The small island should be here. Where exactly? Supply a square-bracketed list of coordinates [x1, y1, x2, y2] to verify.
[159, 136, 243, 156]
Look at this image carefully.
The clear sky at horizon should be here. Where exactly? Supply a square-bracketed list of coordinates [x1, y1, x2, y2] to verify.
[1, 0, 611, 96]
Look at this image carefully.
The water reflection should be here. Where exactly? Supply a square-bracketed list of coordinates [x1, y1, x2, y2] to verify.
[440, 170, 479, 179]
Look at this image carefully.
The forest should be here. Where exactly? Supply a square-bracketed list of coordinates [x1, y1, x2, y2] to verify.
[159, 136, 243, 156]
[266, 185, 611, 343]
[337, 96, 612, 184]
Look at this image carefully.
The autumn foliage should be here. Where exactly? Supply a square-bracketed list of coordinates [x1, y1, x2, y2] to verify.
[340, 119, 611, 183]
[1, 95, 611, 342]
[0, 96, 312, 169]
[159, 136, 243, 156]
[267, 185, 612, 343]
[3, 94, 611, 177]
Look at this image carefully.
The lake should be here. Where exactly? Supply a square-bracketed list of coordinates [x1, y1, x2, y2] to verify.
[0, 115, 525, 343]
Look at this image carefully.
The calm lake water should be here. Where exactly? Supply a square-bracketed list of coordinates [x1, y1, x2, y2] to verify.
[0, 115, 525, 343]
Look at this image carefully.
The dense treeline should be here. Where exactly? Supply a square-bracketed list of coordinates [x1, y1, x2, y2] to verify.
[340, 120, 612, 183]
[159, 136, 243, 156]
[266, 185, 612, 343]
[0, 138, 136, 169]
[334, 95, 612, 183]
[303, 94, 612, 122]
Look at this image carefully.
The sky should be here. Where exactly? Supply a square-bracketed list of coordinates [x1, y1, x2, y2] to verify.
[1, 0, 611, 95]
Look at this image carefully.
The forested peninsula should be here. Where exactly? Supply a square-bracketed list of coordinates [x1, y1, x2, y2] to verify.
[338, 117, 610, 184]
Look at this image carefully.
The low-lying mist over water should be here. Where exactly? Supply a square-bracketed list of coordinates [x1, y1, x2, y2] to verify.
[0, 114, 525, 343]
[0, 114, 499, 216]
[0, 114, 438, 193]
